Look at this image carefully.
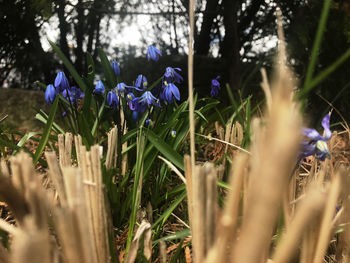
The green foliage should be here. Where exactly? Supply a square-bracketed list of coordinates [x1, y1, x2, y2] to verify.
[0, 40, 257, 260]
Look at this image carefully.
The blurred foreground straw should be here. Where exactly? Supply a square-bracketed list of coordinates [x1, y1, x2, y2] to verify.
[0, 134, 112, 263]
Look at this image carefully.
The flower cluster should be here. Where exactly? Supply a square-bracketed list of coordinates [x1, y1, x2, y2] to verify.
[45, 71, 85, 106]
[45, 45, 187, 124]
[299, 113, 332, 161]
[101, 45, 184, 120]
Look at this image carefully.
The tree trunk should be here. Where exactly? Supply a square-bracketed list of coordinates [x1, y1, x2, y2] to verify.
[92, 15, 102, 61]
[221, 0, 240, 91]
[57, 0, 71, 61]
[74, 0, 85, 74]
[87, 0, 98, 55]
[194, 0, 219, 55]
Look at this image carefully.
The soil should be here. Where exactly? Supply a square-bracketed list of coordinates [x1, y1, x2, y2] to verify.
[0, 88, 50, 130]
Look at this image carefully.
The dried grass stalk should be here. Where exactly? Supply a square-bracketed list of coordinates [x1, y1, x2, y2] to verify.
[313, 174, 341, 263]
[106, 125, 118, 169]
[58, 133, 73, 167]
[205, 153, 249, 263]
[46, 151, 67, 206]
[337, 167, 350, 262]
[159, 241, 167, 263]
[185, 155, 194, 229]
[125, 220, 152, 263]
[205, 163, 217, 250]
[272, 186, 326, 263]
[191, 165, 206, 262]
[232, 33, 302, 262]
[11, 217, 51, 263]
[0, 242, 9, 263]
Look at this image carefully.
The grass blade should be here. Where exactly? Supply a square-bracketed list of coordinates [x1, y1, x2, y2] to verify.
[146, 129, 184, 171]
[33, 96, 59, 164]
[48, 40, 87, 92]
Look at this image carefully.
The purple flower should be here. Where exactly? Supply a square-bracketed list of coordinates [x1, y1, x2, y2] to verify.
[164, 67, 183, 83]
[300, 113, 332, 161]
[94, 80, 105, 95]
[107, 91, 119, 108]
[63, 86, 84, 105]
[116, 82, 128, 96]
[54, 71, 70, 93]
[163, 82, 180, 103]
[210, 76, 220, 97]
[126, 92, 135, 102]
[147, 45, 162, 61]
[139, 91, 160, 107]
[128, 96, 146, 113]
[45, 84, 57, 104]
[135, 74, 148, 90]
[111, 61, 120, 76]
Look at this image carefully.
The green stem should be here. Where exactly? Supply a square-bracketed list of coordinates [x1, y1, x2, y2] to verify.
[308, 48, 350, 90]
[299, 0, 332, 99]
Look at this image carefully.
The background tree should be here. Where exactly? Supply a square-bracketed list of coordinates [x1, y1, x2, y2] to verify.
[2, 0, 350, 122]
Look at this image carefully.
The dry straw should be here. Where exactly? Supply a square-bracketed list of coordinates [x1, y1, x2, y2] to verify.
[183, 6, 350, 263]
[0, 135, 111, 263]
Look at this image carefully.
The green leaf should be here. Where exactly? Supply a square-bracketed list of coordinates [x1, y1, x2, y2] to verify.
[98, 48, 116, 89]
[77, 113, 94, 147]
[299, 0, 332, 100]
[153, 191, 186, 228]
[13, 132, 39, 155]
[122, 129, 138, 143]
[194, 110, 208, 123]
[34, 81, 47, 90]
[308, 48, 350, 91]
[217, 180, 230, 190]
[146, 129, 184, 171]
[48, 40, 87, 92]
[153, 229, 191, 245]
[91, 100, 105, 137]
[82, 53, 95, 120]
[35, 110, 65, 134]
[0, 137, 46, 166]
[33, 96, 59, 164]
[126, 131, 146, 253]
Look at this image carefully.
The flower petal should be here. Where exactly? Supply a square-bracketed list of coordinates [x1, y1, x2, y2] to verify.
[321, 113, 332, 140]
[302, 128, 322, 141]
[172, 85, 180, 101]
[299, 141, 316, 158]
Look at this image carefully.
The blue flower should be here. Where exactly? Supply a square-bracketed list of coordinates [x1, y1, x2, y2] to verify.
[45, 84, 57, 104]
[300, 113, 332, 161]
[135, 74, 148, 90]
[210, 76, 220, 97]
[139, 91, 160, 107]
[132, 111, 139, 121]
[63, 86, 84, 105]
[163, 81, 180, 103]
[145, 118, 152, 127]
[126, 92, 135, 102]
[111, 61, 120, 76]
[147, 45, 162, 61]
[107, 91, 119, 108]
[94, 80, 105, 95]
[164, 67, 183, 83]
[128, 96, 147, 113]
[116, 82, 128, 96]
[54, 71, 70, 93]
